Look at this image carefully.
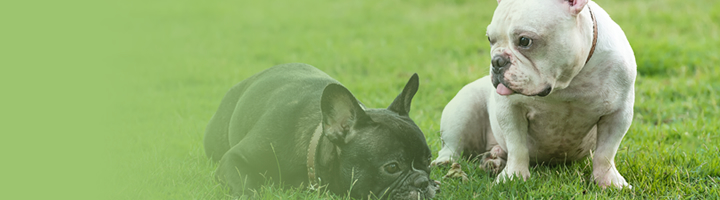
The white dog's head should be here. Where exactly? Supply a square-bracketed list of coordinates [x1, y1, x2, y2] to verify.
[487, 0, 594, 96]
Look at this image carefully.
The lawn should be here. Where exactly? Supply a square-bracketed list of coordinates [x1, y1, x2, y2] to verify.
[107, 0, 719, 199]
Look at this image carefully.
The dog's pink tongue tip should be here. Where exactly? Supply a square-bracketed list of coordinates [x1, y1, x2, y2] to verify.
[496, 83, 514, 96]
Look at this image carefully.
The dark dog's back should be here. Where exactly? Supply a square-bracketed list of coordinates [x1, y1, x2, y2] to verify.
[204, 63, 338, 162]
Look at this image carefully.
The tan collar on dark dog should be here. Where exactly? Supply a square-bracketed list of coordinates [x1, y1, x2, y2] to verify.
[307, 123, 324, 189]
[586, 5, 598, 64]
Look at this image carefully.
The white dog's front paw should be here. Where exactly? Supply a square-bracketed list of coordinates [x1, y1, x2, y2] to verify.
[494, 167, 530, 184]
[431, 155, 453, 166]
[432, 147, 460, 166]
[593, 166, 631, 189]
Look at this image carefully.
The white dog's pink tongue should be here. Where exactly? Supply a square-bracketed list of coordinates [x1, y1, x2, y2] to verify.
[496, 83, 514, 96]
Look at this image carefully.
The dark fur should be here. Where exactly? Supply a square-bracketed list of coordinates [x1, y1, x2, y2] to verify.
[204, 63, 438, 199]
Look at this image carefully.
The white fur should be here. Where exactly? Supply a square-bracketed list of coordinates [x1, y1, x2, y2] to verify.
[432, 0, 635, 189]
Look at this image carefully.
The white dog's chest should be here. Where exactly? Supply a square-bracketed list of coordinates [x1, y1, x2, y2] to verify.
[521, 97, 610, 162]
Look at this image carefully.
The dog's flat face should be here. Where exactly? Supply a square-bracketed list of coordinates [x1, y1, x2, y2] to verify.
[487, 0, 591, 96]
[342, 110, 436, 199]
[320, 74, 437, 199]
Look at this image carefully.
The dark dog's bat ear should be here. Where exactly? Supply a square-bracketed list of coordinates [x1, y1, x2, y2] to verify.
[388, 73, 419, 116]
[321, 83, 370, 146]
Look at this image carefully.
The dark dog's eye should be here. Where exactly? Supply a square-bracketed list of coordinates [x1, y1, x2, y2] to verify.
[384, 163, 400, 174]
[519, 36, 532, 47]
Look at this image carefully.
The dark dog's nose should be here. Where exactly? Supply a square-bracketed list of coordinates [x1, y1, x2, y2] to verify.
[491, 55, 509, 73]
[413, 176, 430, 189]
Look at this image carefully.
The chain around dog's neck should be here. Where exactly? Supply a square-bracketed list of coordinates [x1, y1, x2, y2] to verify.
[585, 5, 598, 64]
[307, 122, 324, 189]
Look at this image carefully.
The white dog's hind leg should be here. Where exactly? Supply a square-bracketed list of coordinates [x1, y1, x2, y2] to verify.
[593, 105, 633, 189]
[432, 77, 494, 166]
[479, 145, 507, 174]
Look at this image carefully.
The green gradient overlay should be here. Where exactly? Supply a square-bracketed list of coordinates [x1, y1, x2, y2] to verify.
[2, 1, 118, 199]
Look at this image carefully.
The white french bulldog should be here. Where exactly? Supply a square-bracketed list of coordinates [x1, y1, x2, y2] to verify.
[432, 0, 635, 189]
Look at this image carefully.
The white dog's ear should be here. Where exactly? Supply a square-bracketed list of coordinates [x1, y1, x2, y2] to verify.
[565, 0, 588, 16]
[496, 0, 501, 3]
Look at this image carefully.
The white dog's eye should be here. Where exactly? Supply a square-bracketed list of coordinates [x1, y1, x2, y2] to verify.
[519, 36, 532, 47]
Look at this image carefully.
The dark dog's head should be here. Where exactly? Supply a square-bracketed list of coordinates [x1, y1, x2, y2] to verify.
[319, 74, 438, 199]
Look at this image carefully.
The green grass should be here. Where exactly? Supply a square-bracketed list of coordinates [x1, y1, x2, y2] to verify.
[110, 0, 720, 199]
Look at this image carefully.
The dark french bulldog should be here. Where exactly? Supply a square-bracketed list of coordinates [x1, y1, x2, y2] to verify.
[204, 63, 439, 199]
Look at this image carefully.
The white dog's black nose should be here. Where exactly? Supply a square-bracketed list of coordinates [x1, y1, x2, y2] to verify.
[537, 86, 552, 97]
[491, 55, 509, 73]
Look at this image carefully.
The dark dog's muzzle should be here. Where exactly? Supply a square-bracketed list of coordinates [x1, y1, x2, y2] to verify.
[380, 162, 437, 200]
